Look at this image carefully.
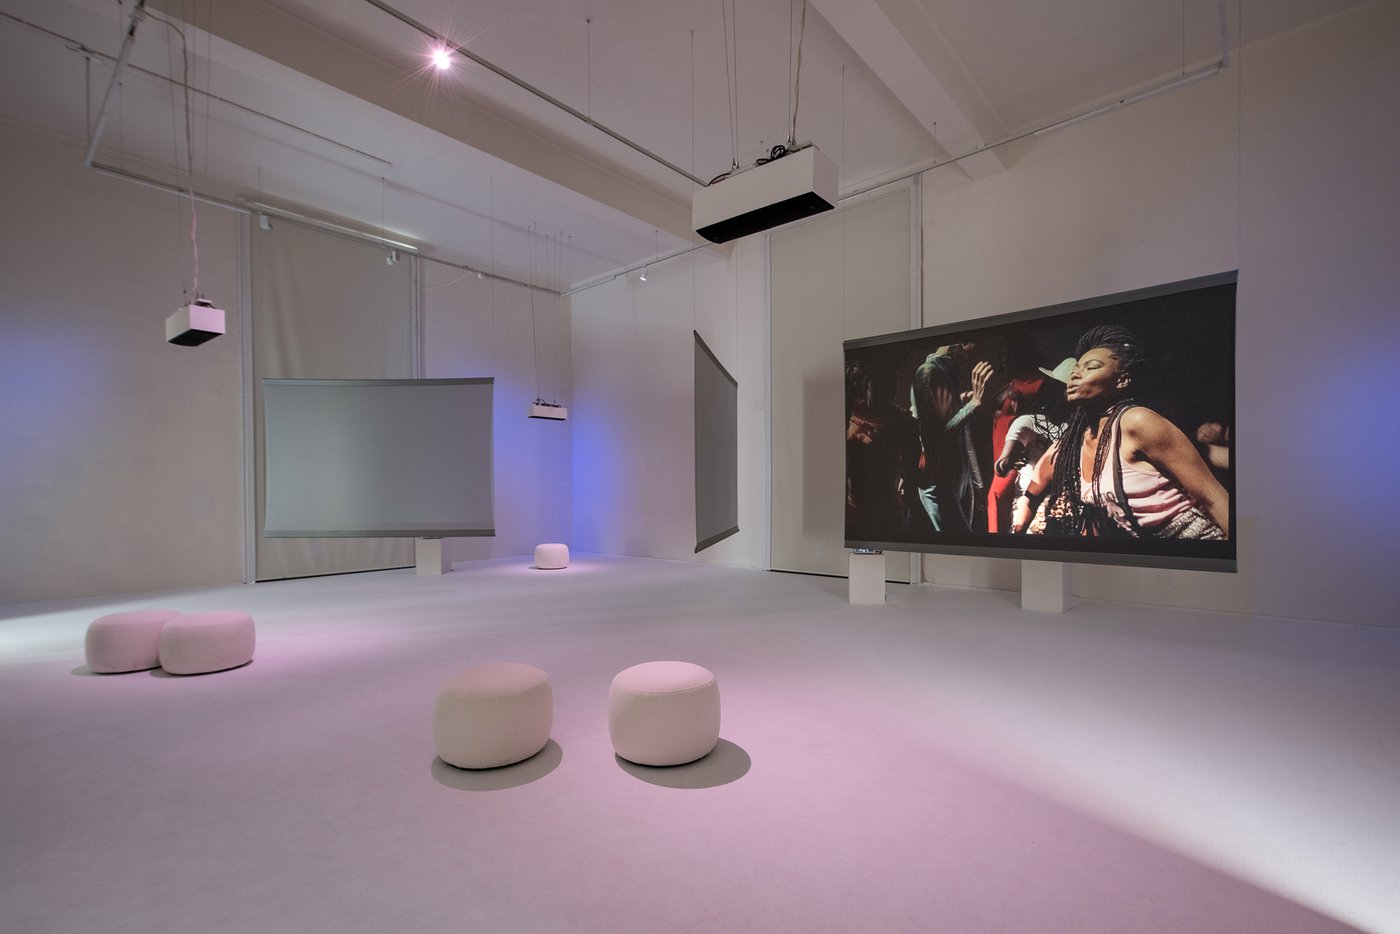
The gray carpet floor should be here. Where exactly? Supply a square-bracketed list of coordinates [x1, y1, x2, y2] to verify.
[2, 555, 1397, 933]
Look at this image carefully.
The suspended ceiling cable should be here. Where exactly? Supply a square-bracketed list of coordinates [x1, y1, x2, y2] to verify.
[360, 0, 706, 187]
[788, 0, 808, 149]
[721, 0, 740, 173]
[529, 224, 544, 402]
[147, 5, 202, 299]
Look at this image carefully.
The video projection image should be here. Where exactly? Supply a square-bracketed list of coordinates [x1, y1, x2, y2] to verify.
[263, 378, 495, 539]
[844, 272, 1237, 572]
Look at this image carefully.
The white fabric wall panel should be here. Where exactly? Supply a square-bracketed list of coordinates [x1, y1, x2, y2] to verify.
[769, 189, 915, 580]
[0, 126, 244, 603]
[251, 220, 414, 580]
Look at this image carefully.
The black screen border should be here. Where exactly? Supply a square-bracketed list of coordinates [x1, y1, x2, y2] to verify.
[843, 271, 1238, 573]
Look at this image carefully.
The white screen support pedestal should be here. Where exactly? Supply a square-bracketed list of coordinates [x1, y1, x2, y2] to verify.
[849, 551, 886, 604]
[1021, 560, 1070, 612]
[416, 538, 450, 576]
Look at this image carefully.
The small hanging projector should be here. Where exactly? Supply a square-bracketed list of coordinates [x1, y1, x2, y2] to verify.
[166, 298, 226, 346]
[528, 400, 568, 420]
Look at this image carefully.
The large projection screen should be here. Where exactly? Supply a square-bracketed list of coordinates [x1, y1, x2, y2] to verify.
[263, 378, 494, 538]
[843, 272, 1236, 572]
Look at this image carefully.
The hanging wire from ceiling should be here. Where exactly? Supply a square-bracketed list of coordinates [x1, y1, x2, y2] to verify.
[557, 233, 570, 406]
[1180, 0, 1188, 76]
[788, 0, 808, 149]
[529, 223, 543, 404]
[145, 3, 203, 301]
[720, 0, 740, 176]
[710, 0, 810, 185]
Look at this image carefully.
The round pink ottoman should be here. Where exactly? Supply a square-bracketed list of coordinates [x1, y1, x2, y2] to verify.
[158, 611, 256, 675]
[433, 662, 553, 769]
[534, 543, 569, 569]
[85, 609, 183, 673]
[609, 661, 720, 766]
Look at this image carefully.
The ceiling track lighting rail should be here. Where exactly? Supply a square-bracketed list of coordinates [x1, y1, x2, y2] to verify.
[360, 0, 707, 188]
[81, 158, 563, 296]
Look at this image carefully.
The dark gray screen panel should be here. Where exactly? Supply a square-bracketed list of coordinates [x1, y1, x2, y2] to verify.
[694, 332, 739, 552]
[263, 378, 494, 538]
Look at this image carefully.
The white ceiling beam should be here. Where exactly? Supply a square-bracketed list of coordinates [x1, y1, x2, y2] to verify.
[810, 0, 1006, 180]
[146, 0, 695, 243]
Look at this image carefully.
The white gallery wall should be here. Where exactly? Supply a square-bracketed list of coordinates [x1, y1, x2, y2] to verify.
[0, 124, 571, 604]
[917, 2, 1400, 626]
[0, 125, 245, 604]
[570, 240, 768, 568]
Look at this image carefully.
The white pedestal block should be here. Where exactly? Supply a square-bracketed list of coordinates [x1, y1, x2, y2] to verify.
[416, 538, 451, 575]
[1021, 560, 1071, 613]
[849, 552, 886, 605]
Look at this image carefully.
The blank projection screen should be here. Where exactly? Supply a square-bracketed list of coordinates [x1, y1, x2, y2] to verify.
[694, 331, 739, 552]
[262, 378, 494, 537]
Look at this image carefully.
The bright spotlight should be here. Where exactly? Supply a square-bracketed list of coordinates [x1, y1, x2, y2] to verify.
[431, 46, 453, 71]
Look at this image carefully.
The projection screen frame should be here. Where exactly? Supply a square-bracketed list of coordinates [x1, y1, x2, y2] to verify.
[262, 377, 495, 539]
[694, 330, 740, 553]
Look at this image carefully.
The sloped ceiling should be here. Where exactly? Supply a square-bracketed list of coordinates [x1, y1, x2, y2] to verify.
[0, 0, 1371, 289]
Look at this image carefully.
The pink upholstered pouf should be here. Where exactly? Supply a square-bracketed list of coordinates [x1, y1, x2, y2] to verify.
[158, 611, 256, 675]
[433, 662, 553, 769]
[85, 609, 183, 673]
[534, 543, 569, 569]
[608, 661, 720, 766]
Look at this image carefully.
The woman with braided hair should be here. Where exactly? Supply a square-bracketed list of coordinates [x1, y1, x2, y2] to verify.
[1013, 325, 1229, 539]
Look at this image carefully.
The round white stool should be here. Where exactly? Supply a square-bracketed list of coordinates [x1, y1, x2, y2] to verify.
[534, 543, 569, 569]
[433, 662, 553, 769]
[608, 661, 720, 766]
[85, 609, 183, 673]
[158, 611, 256, 675]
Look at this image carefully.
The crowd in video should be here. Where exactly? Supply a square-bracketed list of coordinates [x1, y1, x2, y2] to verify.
[844, 284, 1235, 554]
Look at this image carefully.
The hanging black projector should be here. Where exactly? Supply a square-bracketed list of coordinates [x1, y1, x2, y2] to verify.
[692, 145, 838, 244]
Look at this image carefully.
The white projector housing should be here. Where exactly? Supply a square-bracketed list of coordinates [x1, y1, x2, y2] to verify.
[165, 300, 225, 346]
[528, 402, 568, 420]
[693, 145, 838, 243]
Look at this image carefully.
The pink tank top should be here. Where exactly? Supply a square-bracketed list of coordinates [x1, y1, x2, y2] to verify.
[1080, 409, 1196, 532]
